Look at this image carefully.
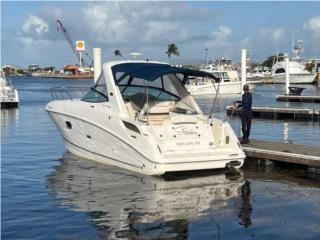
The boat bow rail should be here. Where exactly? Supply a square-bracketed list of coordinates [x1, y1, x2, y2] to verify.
[50, 87, 88, 100]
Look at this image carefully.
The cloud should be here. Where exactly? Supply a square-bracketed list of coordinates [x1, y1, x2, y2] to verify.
[203, 25, 248, 60]
[18, 36, 75, 66]
[303, 16, 320, 33]
[22, 14, 49, 36]
[13, 1, 218, 64]
[257, 27, 286, 42]
[211, 25, 233, 43]
[303, 16, 320, 52]
[81, 1, 211, 47]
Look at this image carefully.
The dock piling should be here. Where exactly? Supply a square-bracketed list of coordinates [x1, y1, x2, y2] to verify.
[241, 49, 247, 94]
[285, 55, 290, 95]
[93, 48, 102, 84]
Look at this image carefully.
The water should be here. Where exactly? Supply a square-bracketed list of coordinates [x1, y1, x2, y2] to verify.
[2, 76, 320, 239]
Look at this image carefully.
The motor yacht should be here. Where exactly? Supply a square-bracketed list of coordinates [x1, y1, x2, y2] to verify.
[46, 60, 245, 175]
[271, 40, 316, 84]
[271, 61, 316, 84]
[0, 70, 19, 108]
[185, 70, 257, 95]
[194, 58, 258, 95]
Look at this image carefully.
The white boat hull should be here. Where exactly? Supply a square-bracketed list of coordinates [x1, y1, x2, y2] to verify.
[273, 73, 316, 84]
[46, 100, 245, 176]
[1, 75, 19, 108]
[185, 82, 256, 95]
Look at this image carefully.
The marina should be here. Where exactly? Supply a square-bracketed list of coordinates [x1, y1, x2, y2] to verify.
[2, 75, 320, 239]
[2, 1, 320, 239]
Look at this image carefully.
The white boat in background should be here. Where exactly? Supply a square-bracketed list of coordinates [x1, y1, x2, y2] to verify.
[46, 58, 245, 175]
[1, 70, 19, 108]
[194, 57, 258, 95]
[248, 67, 271, 79]
[185, 70, 257, 95]
[271, 40, 316, 84]
[271, 61, 316, 84]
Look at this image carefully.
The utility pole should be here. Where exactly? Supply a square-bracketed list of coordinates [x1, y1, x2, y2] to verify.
[205, 48, 208, 65]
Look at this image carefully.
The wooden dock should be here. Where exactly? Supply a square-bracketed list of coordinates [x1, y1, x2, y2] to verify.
[276, 95, 320, 103]
[242, 139, 320, 167]
[226, 106, 320, 121]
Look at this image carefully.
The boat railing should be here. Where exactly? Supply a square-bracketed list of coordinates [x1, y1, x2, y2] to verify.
[50, 87, 88, 101]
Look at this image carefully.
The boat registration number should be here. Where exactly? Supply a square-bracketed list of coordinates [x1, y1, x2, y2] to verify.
[176, 140, 201, 146]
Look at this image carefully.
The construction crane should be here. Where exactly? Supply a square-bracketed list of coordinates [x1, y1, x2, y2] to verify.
[56, 19, 93, 66]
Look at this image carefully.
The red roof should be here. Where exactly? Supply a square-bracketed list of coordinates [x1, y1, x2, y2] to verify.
[64, 65, 79, 70]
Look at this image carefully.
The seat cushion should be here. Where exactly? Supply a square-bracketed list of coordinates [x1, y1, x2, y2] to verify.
[148, 101, 175, 114]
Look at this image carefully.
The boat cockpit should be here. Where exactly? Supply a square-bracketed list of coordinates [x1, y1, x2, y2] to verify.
[81, 62, 218, 125]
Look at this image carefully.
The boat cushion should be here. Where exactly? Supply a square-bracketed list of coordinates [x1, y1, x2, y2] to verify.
[148, 101, 175, 114]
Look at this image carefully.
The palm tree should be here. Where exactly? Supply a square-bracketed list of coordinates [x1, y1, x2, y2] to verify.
[114, 49, 122, 58]
[166, 43, 180, 64]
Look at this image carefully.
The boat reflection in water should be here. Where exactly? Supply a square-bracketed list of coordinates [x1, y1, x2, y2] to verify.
[1, 108, 19, 131]
[47, 153, 252, 239]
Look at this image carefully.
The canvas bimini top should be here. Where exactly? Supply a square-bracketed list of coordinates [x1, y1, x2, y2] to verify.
[112, 63, 219, 84]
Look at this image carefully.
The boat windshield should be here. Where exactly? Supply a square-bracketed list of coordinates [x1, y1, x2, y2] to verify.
[118, 74, 182, 102]
[212, 72, 230, 82]
[81, 74, 108, 103]
[112, 63, 194, 103]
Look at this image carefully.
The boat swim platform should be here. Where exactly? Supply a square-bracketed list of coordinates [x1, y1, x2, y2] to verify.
[276, 95, 320, 103]
[241, 139, 320, 167]
[226, 106, 320, 121]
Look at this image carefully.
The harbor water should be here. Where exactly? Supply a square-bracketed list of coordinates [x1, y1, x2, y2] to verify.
[2, 76, 320, 239]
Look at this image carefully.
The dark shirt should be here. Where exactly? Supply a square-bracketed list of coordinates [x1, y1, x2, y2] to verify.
[236, 92, 252, 115]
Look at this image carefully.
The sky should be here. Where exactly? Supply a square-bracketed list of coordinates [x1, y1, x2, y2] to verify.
[1, 1, 320, 69]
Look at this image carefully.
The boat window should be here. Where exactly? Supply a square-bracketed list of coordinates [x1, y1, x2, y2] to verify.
[212, 73, 221, 79]
[118, 73, 182, 105]
[162, 74, 180, 96]
[275, 68, 285, 74]
[122, 121, 140, 134]
[116, 72, 131, 84]
[120, 86, 180, 103]
[221, 72, 230, 82]
[82, 74, 109, 102]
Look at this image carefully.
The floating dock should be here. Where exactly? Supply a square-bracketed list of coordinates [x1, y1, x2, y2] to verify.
[226, 106, 320, 121]
[276, 95, 320, 103]
[242, 139, 320, 167]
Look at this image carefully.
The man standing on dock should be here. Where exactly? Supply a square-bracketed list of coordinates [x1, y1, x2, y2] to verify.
[234, 84, 252, 144]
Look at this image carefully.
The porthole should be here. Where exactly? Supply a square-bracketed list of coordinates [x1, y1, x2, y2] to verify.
[66, 121, 72, 129]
